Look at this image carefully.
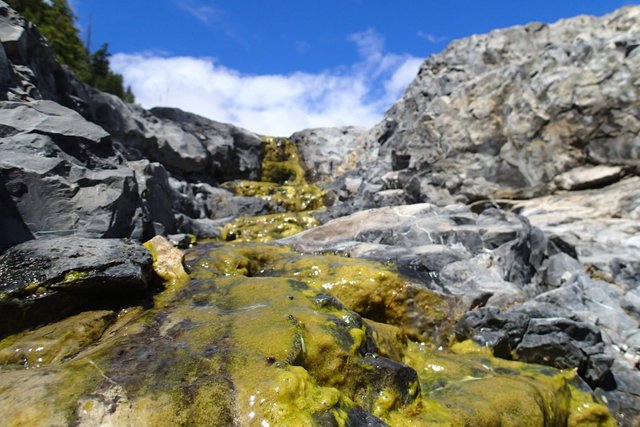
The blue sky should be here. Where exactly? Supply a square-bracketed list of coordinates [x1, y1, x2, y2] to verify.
[72, 0, 636, 135]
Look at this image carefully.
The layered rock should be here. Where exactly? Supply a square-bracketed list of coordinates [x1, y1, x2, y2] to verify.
[0, 0, 638, 425]
[326, 5, 640, 211]
[0, 0, 274, 247]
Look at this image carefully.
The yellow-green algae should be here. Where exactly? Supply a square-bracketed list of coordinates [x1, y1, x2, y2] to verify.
[222, 180, 325, 213]
[191, 243, 462, 343]
[0, 310, 116, 367]
[62, 270, 90, 284]
[220, 212, 319, 243]
[220, 136, 326, 243]
[0, 240, 616, 426]
[185, 243, 615, 426]
[261, 135, 308, 185]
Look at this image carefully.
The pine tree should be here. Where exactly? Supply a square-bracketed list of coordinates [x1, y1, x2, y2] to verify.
[88, 43, 134, 102]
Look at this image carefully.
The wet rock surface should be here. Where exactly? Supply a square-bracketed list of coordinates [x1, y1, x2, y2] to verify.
[285, 202, 640, 424]
[0, 1, 638, 425]
[0, 242, 615, 426]
[0, 237, 154, 338]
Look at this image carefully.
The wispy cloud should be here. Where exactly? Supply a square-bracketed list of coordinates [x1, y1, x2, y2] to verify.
[417, 31, 449, 44]
[111, 29, 422, 136]
[176, 0, 222, 25]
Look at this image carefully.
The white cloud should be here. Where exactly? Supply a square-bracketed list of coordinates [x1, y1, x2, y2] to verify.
[110, 29, 423, 136]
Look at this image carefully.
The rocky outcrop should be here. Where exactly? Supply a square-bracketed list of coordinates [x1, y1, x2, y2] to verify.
[0, 1, 639, 425]
[0, 0, 273, 247]
[331, 6, 640, 210]
[0, 101, 150, 249]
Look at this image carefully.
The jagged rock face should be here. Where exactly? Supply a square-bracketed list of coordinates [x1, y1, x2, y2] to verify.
[0, 101, 152, 249]
[345, 6, 640, 208]
[0, 0, 277, 245]
[81, 93, 266, 182]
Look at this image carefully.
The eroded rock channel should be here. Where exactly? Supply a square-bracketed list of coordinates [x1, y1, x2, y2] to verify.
[1, 2, 640, 425]
[0, 136, 619, 426]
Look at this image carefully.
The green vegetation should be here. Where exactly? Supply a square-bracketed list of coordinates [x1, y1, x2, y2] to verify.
[7, 0, 135, 102]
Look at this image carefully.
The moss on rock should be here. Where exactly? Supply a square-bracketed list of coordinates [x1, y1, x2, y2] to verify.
[0, 242, 615, 426]
[220, 212, 320, 243]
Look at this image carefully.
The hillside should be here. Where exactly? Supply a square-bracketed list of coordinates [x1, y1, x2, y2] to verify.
[0, 1, 638, 425]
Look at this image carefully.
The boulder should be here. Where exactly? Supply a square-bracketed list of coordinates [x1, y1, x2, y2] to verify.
[290, 126, 367, 183]
[0, 237, 154, 338]
[0, 130, 148, 244]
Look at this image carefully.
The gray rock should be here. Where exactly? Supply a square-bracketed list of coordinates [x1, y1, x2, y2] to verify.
[610, 257, 640, 289]
[622, 288, 640, 318]
[129, 160, 177, 235]
[455, 307, 530, 358]
[290, 126, 367, 183]
[514, 317, 606, 366]
[0, 3, 86, 106]
[0, 237, 154, 338]
[373, 189, 406, 207]
[0, 177, 33, 252]
[0, 8, 26, 61]
[175, 214, 226, 239]
[456, 307, 615, 389]
[145, 120, 209, 173]
[0, 131, 148, 242]
[516, 177, 640, 282]
[345, 408, 390, 427]
[543, 252, 583, 288]
[150, 107, 264, 181]
[335, 6, 640, 212]
[0, 100, 109, 142]
[0, 42, 13, 99]
[554, 165, 626, 191]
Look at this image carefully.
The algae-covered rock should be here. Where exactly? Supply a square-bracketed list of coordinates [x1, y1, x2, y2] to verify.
[0, 237, 154, 338]
[219, 136, 326, 243]
[144, 235, 189, 287]
[0, 241, 615, 426]
[222, 180, 325, 212]
[220, 212, 320, 243]
[0, 310, 116, 367]
[190, 243, 461, 343]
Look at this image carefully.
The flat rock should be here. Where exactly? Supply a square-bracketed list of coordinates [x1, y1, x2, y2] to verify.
[554, 165, 625, 191]
[0, 100, 109, 143]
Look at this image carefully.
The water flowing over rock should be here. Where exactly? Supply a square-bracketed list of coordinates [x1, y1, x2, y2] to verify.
[0, 0, 639, 425]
